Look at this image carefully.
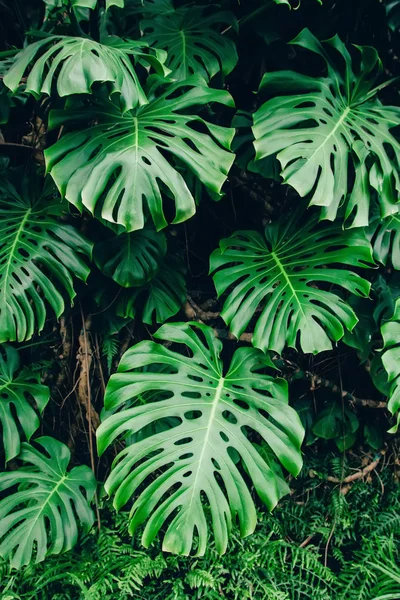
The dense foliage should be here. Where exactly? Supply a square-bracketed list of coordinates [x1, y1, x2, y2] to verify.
[0, 0, 400, 597]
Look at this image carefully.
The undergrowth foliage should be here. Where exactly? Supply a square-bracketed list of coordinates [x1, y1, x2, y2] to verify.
[0, 0, 400, 596]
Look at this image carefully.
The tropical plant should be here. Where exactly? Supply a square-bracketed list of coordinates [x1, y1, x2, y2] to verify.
[0, 172, 92, 343]
[0, 0, 399, 582]
[0, 437, 96, 569]
[379, 298, 400, 432]
[44, 79, 234, 231]
[210, 212, 374, 354]
[0, 345, 49, 462]
[252, 29, 400, 226]
[97, 321, 304, 554]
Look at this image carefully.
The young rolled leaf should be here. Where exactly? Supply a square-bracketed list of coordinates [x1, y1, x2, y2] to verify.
[0, 345, 50, 462]
[0, 177, 92, 343]
[210, 213, 374, 355]
[380, 298, 400, 433]
[252, 29, 400, 226]
[45, 78, 235, 232]
[94, 227, 167, 287]
[3, 35, 167, 112]
[0, 436, 96, 569]
[97, 322, 304, 556]
[140, 4, 238, 81]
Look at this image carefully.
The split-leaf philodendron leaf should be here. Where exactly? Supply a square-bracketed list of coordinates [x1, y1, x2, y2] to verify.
[3, 35, 166, 112]
[140, 4, 238, 81]
[45, 78, 235, 232]
[0, 437, 96, 569]
[253, 29, 400, 227]
[210, 213, 374, 355]
[380, 298, 400, 433]
[0, 176, 92, 343]
[97, 322, 304, 555]
[94, 227, 167, 287]
[0, 345, 50, 462]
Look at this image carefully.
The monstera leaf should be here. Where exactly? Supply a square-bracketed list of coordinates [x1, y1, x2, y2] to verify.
[45, 78, 235, 232]
[0, 437, 96, 569]
[140, 4, 238, 81]
[0, 346, 50, 462]
[252, 29, 400, 226]
[0, 176, 92, 343]
[97, 322, 304, 555]
[3, 35, 167, 111]
[115, 255, 186, 323]
[380, 299, 400, 433]
[44, 0, 124, 11]
[369, 211, 400, 270]
[94, 227, 167, 287]
[210, 213, 374, 355]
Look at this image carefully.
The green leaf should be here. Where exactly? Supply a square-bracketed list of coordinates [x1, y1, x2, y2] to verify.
[97, 322, 304, 555]
[341, 295, 376, 360]
[45, 78, 235, 232]
[364, 423, 383, 450]
[3, 35, 166, 112]
[0, 175, 92, 343]
[0, 346, 50, 462]
[253, 29, 400, 227]
[140, 5, 238, 81]
[312, 403, 359, 451]
[94, 227, 167, 287]
[368, 212, 400, 270]
[380, 299, 400, 433]
[140, 255, 186, 324]
[0, 437, 96, 569]
[210, 212, 374, 355]
[44, 0, 124, 11]
[115, 255, 187, 324]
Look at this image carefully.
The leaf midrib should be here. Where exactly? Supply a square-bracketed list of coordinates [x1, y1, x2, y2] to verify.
[1, 208, 31, 301]
[183, 376, 224, 519]
[270, 250, 307, 321]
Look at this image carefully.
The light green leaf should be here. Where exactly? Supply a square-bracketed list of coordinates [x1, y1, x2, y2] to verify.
[3, 35, 166, 112]
[97, 322, 304, 555]
[0, 346, 49, 462]
[140, 5, 238, 81]
[253, 29, 400, 226]
[210, 212, 374, 355]
[380, 299, 400, 433]
[45, 78, 235, 232]
[0, 437, 96, 569]
[94, 227, 167, 287]
[0, 175, 92, 343]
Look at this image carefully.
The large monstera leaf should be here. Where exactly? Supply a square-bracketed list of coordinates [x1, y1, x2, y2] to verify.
[0, 346, 49, 462]
[380, 299, 400, 433]
[0, 178, 92, 343]
[3, 35, 166, 112]
[140, 4, 238, 81]
[253, 29, 400, 226]
[45, 78, 235, 232]
[0, 437, 96, 569]
[210, 213, 374, 355]
[97, 322, 304, 556]
[94, 227, 167, 287]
